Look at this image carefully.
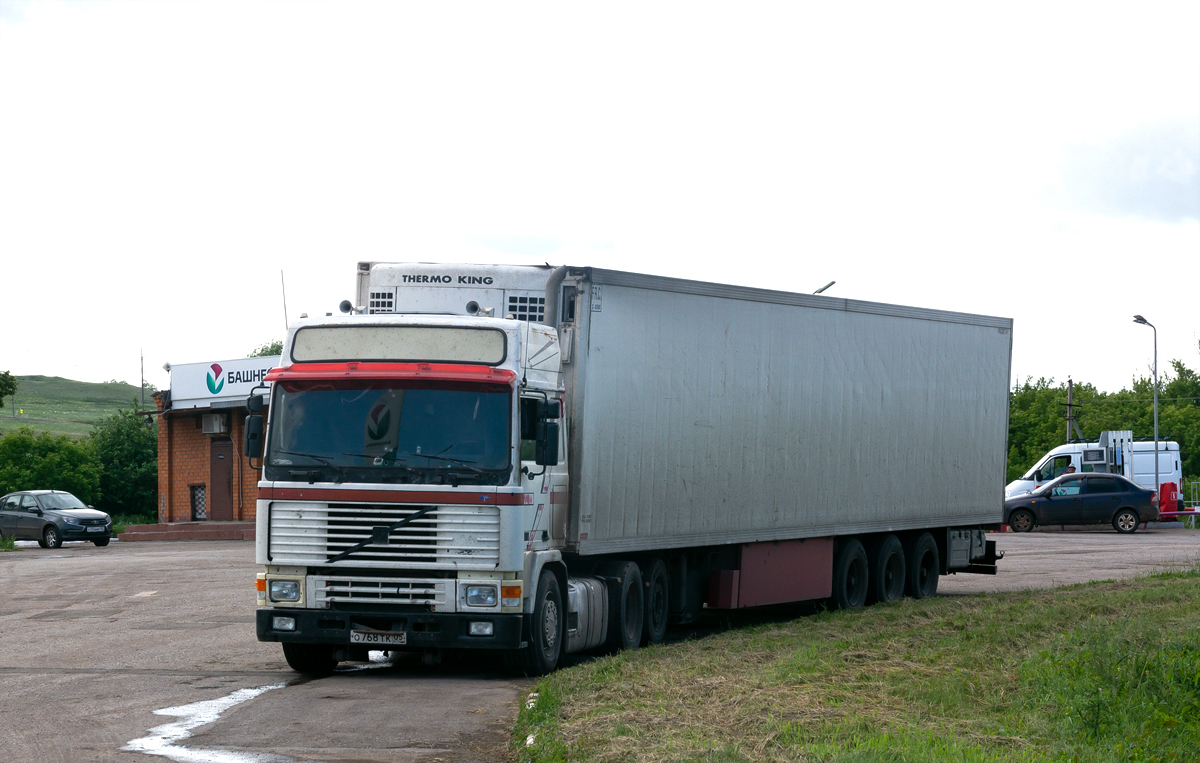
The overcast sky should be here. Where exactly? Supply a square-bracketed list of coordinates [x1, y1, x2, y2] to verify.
[1, 0, 1197, 396]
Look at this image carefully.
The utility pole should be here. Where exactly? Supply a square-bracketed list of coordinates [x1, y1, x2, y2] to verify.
[141, 349, 145, 409]
[1063, 378, 1084, 442]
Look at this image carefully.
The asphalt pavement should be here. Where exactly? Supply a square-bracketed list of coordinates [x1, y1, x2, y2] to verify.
[2, 526, 1199, 762]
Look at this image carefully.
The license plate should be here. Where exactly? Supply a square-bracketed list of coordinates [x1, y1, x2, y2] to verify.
[86, 526, 105, 533]
[350, 629, 406, 645]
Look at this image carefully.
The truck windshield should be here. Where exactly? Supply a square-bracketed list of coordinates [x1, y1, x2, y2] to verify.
[264, 380, 512, 486]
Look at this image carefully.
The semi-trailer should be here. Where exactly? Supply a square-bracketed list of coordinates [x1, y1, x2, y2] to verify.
[250, 264, 1011, 674]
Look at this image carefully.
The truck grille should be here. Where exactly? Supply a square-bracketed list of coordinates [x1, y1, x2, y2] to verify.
[311, 574, 450, 607]
[269, 502, 501, 569]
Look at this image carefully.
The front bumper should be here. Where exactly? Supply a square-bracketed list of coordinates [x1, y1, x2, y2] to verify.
[256, 608, 524, 650]
[61, 526, 112, 540]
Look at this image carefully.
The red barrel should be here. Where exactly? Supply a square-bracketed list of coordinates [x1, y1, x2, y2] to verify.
[1160, 481, 1179, 517]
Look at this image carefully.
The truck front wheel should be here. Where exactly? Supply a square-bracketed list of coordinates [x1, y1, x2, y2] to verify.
[601, 561, 643, 653]
[832, 539, 868, 610]
[513, 571, 564, 675]
[282, 642, 338, 676]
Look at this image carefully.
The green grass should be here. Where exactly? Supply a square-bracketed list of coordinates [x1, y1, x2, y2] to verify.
[0, 534, 15, 551]
[0, 375, 150, 438]
[515, 570, 1200, 762]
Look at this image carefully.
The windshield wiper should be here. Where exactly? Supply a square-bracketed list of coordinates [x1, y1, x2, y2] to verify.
[399, 449, 485, 474]
[272, 449, 344, 484]
[325, 505, 438, 564]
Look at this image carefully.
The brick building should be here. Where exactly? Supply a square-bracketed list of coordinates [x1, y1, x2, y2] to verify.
[154, 356, 280, 523]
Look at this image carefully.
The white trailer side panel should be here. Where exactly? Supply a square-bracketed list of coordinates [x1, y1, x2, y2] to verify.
[563, 270, 1012, 555]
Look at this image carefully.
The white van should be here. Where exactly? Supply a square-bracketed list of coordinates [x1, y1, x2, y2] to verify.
[1005, 430, 1183, 499]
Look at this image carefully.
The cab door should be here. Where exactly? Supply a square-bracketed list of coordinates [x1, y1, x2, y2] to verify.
[518, 396, 551, 547]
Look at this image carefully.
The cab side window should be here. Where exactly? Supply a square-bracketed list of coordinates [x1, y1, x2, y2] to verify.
[1042, 456, 1072, 480]
[519, 398, 538, 462]
[20, 495, 38, 511]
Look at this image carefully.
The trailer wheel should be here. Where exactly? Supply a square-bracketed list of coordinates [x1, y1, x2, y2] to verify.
[600, 561, 643, 653]
[513, 571, 564, 675]
[905, 532, 939, 599]
[832, 539, 869, 610]
[641, 558, 669, 646]
[282, 642, 338, 675]
[1113, 509, 1140, 534]
[869, 534, 905, 604]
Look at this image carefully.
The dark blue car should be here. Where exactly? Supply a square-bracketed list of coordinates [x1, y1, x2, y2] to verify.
[1003, 473, 1158, 534]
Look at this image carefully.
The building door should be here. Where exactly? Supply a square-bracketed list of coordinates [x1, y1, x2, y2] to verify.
[209, 440, 234, 521]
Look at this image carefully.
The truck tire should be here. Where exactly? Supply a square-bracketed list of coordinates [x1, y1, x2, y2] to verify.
[513, 571, 564, 675]
[282, 642, 338, 675]
[641, 558, 669, 646]
[869, 534, 905, 604]
[600, 561, 643, 653]
[832, 539, 868, 610]
[905, 532, 939, 599]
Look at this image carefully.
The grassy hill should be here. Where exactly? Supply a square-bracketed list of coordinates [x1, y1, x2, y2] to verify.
[0, 376, 152, 439]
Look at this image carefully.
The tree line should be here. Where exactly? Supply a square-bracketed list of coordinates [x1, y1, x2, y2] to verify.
[0, 407, 158, 520]
[1008, 360, 1200, 487]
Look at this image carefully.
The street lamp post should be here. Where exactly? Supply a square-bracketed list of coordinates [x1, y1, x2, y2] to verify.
[1132, 315, 1159, 504]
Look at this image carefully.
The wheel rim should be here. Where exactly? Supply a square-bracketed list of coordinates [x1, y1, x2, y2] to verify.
[1117, 512, 1136, 531]
[542, 598, 559, 653]
[883, 553, 903, 599]
[651, 579, 667, 631]
[46, 528, 58, 545]
[918, 550, 934, 592]
[1012, 512, 1032, 532]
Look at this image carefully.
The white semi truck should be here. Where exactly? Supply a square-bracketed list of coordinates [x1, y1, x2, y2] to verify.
[249, 264, 1012, 675]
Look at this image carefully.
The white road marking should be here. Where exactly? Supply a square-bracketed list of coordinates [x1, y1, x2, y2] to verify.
[123, 684, 293, 762]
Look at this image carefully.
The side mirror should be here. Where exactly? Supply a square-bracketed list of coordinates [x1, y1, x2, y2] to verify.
[244, 415, 264, 463]
[535, 421, 559, 466]
[247, 394, 264, 414]
[541, 400, 561, 420]
[1034, 470, 1043, 482]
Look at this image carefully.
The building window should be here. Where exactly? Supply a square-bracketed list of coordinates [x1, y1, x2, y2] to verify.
[190, 485, 207, 520]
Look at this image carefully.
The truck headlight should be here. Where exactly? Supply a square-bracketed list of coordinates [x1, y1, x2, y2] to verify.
[269, 580, 301, 602]
[465, 585, 498, 607]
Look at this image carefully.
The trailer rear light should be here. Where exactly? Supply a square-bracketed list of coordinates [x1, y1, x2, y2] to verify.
[468, 621, 494, 636]
[501, 585, 522, 607]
